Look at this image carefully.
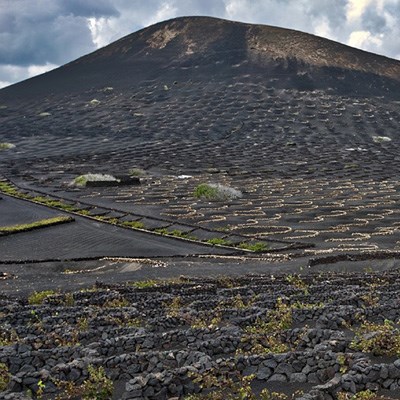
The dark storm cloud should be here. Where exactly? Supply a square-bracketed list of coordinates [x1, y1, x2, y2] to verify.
[60, 0, 119, 17]
[0, 0, 119, 66]
[304, 0, 348, 27]
[169, 0, 227, 15]
[361, 8, 387, 33]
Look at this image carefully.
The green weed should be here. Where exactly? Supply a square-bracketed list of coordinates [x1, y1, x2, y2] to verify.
[28, 290, 56, 305]
[194, 183, 242, 201]
[130, 279, 158, 289]
[121, 220, 145, 229]
[0, 216, 74, 234]
[0, 142, 15, 150]
[350, 319, 400, 356]
[206, 238, 232, 246]
[0, 363, 10, 391]
[239, 242, 269, 252]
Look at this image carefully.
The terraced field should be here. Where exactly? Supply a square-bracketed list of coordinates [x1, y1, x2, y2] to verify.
[2, 271, 400, 399]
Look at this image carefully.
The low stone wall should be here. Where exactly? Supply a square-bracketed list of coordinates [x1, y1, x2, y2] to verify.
[2, 271, 400, 399]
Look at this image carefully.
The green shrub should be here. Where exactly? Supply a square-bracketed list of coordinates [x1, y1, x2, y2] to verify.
[285, 274, 309, 294]
[155, 228, 191, 238]
[186, 369, 288, 399]
[239, 242, 268, 252]
[81, 365, 113, 399]
[350, 319, 400, 356]
[0, 329, 18, 346]
[0, 216, 74, 234]
[54, 365, 113, 399]
[28, 290, 56, 305]
[238, 335, 289, 356]
[130, 280, 158, 289]
[245, 297, 292, 334]
[121, 221, 145, 229]
[103, 297, 130, 308]
[194, 183, 218, 199]
[206, 238, 232, 246]
[0, 142, 15, 150]
[73, 173, 118, 187]
[31, 197, 76, 211]
[337, 390, 382, 399]
[165, 296, 182, 317]
[0, 363, 10, 391]
[0, 182, 18, 195]
[128, 168, 146, 176]
[194, 183, 242, 201]
[372, 136, 391, 143]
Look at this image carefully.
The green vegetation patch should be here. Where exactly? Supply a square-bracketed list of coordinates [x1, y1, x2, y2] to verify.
[31, 196, 78, 211]
[73, 173, 119, 187]
[194, 183, 242, 201]
[186, 368, 292, 400]
[28, 290, 56, 305]
[130, 279, 159, 289]
[0, 181, 21, 196]
[206, 237, 232, 246]
[239, 241, 269, 252]
[337, 390, 391, 400]
[0, 216, 74, 235]
[350, 319, 400, 356]
[128, 167, 147, 177]
[121, 220, 145, 229]
[245, 297, 292, 334]
[0, 363, 10, 391]
[372, 135, 391, 143]
[0, 142, 15, 150]
[154, 228, 192, 239]
[0, 329, 19, 347]
[55, 365, 113, 399]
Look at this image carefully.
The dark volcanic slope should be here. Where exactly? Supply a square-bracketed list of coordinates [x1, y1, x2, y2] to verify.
[1, 16, 400, 99]
[1, 17, 400, 259]
[0, 17, 399, 168]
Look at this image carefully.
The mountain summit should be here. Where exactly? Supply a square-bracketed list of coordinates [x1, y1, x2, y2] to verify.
[0, 16, 399, 180]
[2, 16, 400, 99]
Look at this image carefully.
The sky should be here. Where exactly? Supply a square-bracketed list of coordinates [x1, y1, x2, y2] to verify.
[0, 0, 399, 88]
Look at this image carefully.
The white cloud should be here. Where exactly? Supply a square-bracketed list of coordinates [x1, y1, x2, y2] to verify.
[0, 62, 58, 89]
[224, 0, 248, 20]
[346, 0, 373, 22]
[313, 16, 335, 41]
[144, 1, 178, 27]
[0, 81, 11, 89]
[348, 30, 383, 50]
[86, 1, 180, 52]
[87, 17, 112, 48]
[27, 63, 58, 78]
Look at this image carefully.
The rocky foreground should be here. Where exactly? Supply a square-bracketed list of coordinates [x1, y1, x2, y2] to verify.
[1, 269, 400, 399]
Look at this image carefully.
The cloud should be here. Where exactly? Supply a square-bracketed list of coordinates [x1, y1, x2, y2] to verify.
[1, 0, 399, 89]
[221, 0, 400, 58]
[0, 62, 58, 89]
[0, 0, 119, 66]
[343, 0, 400, 57]
[348, 30, 383, 49]
[346, 0, 373, 22]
